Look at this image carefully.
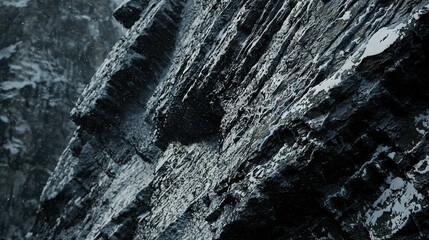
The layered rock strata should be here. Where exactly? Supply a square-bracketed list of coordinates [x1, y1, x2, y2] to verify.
[32, 0, 429, 239]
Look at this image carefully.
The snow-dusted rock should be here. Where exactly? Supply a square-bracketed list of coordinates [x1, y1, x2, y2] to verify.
[32, 0, 429, 239]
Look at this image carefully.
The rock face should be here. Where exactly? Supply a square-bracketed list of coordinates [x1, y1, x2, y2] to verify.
[32, 0, 429, 239]
[0, 0, 122, 238]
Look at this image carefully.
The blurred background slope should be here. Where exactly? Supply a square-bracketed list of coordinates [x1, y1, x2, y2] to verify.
[0, 0, 122, 238]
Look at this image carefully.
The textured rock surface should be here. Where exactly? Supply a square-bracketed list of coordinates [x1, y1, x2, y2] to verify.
[32, 0, 429, 239]
[0, 0, 122, 238]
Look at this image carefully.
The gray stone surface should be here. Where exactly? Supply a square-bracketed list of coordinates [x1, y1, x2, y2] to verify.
[32, 0, 429, 239]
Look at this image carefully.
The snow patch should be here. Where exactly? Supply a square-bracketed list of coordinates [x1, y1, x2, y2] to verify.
[312, 43, 363, 94]
[366, 168, 425, 239]
[415, 156, 429, 175]
[0, 115, 9, 123]
[1, 0, 30, 7]
[415, 110, 429, 134]
[312, 21, 407, 95]
[412, 3, 429, 20]
[361, 23, 406, 59]
[390, 177, 405, 191]
[15, 123, 29, 134]
[3, 138, 24, 155]
[387, 152, 396, 160]
[0, 80, 35, 91]
[312, 74, 343, 94]
[307, 113, 328, 129]
[0, 43, 19, 60]
[339, 11, 351, 21]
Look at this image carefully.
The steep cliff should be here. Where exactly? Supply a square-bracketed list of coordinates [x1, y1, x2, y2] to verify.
[32, 0, 429, 239]
[0, 0, 122, 238]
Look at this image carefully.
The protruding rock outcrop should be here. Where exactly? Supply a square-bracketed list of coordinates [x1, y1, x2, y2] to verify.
[114, 0, 151, 29]
[32, 0, 429, 239]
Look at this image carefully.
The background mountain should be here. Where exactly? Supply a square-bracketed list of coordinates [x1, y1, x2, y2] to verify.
[0, 0, 122, 238]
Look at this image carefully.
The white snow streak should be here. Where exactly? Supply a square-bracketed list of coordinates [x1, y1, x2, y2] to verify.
[1, 0, 30, 8]
[0, 43, 19, 60]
